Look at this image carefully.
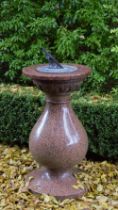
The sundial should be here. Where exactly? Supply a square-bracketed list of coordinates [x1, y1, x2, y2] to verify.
[22, 48, 91, 199]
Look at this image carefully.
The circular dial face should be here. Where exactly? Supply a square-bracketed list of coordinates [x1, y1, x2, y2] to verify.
[36, 64, 78, 73]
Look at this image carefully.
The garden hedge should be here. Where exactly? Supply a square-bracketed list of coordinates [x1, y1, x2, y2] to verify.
[0, 84, 118, 160]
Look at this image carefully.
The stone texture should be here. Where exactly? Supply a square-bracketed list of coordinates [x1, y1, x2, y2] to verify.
[23, 64, 91, 199]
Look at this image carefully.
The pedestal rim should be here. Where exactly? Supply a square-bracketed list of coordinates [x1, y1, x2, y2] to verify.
[22, 64, 91, 81]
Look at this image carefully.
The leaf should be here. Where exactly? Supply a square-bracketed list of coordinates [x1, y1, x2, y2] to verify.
[0, 144, 118, 209]
[97, 184, 103, 192]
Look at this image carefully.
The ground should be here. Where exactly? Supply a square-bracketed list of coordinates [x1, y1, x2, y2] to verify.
[0, 144, 118, 210]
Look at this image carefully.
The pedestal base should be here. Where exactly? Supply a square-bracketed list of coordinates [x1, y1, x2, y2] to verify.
[25, 168, 86, 200]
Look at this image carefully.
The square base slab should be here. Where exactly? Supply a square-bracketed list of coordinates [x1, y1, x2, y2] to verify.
[25, 168, 86, 200]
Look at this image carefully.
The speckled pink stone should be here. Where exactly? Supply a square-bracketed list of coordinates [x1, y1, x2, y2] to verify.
[22, 64, 91, 200]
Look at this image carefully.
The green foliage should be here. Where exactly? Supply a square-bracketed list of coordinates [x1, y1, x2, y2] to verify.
[72, 94, 118, 160]
[0, 0, 118, 91]
[0, 92, 42, 145]
[0, 84, 118, 160]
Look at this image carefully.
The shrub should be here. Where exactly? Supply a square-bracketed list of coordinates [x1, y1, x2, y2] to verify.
[72, 93, 118, 160]
[0, 0, 118, 91]
[0, 84, 118, 160]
